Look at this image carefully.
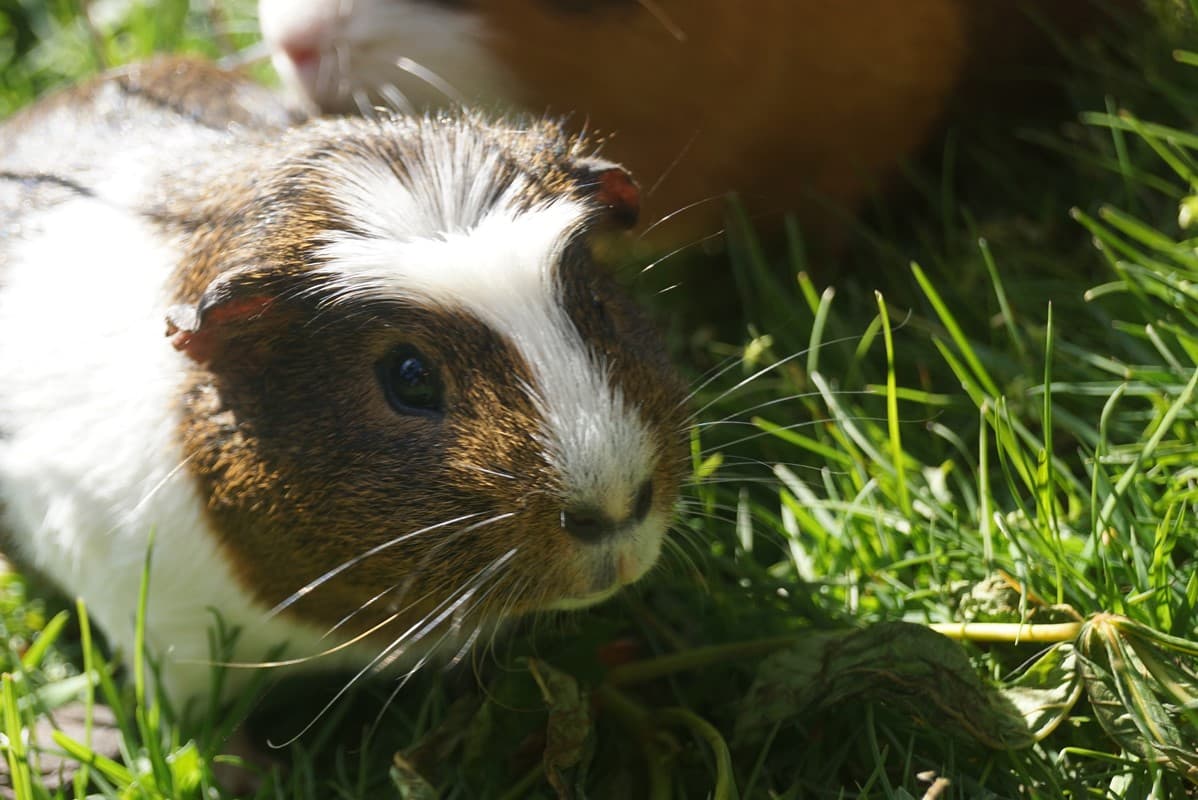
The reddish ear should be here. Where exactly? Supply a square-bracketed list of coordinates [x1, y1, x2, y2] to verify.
[164, 268, 281, 365]
[576, 158, 640, 229]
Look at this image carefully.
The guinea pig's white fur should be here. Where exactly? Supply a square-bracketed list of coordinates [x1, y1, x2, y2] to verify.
[258, 0, 510, 114]
[0, 197, 339, 702]
[0, 59, 683, 707]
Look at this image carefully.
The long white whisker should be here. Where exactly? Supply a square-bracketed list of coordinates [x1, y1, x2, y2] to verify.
[699, 417, 886, 454]
[639, 228, 726, 275]
[637, 0, 687, 41]
[395, 56, 466, 105]
[268, 511, 488, 617]
[352, 87, 375, 119]
[694, 390, 872, 428]
[459, 464, 518, 481]
[110, 452, 197, 535]
[325, 512, 518, 639]
[267, 548, 518, 748]
[378, 547, 519, 665]
[688, 342, 852, 417]
[683, 342, 852, 413]
[639, 192, 725, 240]
[643, 131, 699, 200]
[379, 82, 415, 116]
[371, 546, 517, 670]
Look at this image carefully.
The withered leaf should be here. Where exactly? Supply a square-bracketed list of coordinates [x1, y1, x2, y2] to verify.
[735, 622, 1036, 750]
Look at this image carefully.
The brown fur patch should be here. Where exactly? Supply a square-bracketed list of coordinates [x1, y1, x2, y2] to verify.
[473, 0, 968, 246]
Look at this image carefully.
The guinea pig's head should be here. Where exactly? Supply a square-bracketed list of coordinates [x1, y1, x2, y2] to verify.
[256, 0, 677, 115]
[258, 0, 511, 114]
[168, 114, 688, 648]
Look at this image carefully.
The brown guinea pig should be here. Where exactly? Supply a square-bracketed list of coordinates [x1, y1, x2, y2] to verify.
[0, 57, 689, 707]
[257, 0, 971, 248]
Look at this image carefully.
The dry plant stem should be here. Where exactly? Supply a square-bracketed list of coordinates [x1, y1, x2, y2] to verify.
[605, 635, 803, 687]
[929, 622, 1084, 643]
[607, 623, 1085, 688]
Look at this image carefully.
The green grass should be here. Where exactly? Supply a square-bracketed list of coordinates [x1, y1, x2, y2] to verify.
[3, 2, 1198, 797]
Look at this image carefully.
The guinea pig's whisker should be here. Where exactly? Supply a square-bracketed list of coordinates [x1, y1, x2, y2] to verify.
[385, 547, 519, 656]
[269, 548, 518, 749]
[638, 193, 727, 241]
[185, 601, 409, 671]
[699, 407, 936, 456]
[325, 583, 396, 638]
[446, 620, 486, 670]
[684, 320, 914, 415]
[394, 57, 466, 106]
[638, 227, 726, 277]
[636, 0, 688, 41]
[643, 131, 699, 200]
[459, 464, 518, 481]
[369, 554, 518, 690]
[684, 475, 818, 490]
[109, 452, 197, 536]
[697, 417, 880, 455]
[672, 506, 743, 530]
[382, 510, 521, 613]
[693, 457, 850, 480]
[368, 571, 509, 741]
[379, 83, 415, 116]
[687, 348, 824, 416]
[661, 534, 705, 580]
[352, 88, 377, 119]
[268, 511, 488, 617]
[694, 389, 871, 428]
[320, 36, 350, 105]
[326, 511, 519, 637]
[487, 577, 533, 653]
[366, 644, 446, 743]
[682, 347, 815, 413]
[673, 504, 792, 550]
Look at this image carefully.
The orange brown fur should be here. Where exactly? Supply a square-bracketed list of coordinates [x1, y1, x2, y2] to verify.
[479, 0, 968, 245]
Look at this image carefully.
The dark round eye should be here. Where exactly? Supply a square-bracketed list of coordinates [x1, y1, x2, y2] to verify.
[376, 344, 444, 416]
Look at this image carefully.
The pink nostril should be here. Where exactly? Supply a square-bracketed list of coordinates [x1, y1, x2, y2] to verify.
[282, 42, 322, 70]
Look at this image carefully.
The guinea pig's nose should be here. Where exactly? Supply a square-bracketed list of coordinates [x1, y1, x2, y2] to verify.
[561, 504, 617, 543]
[561, 479, 655, 543]
[632, 479, 654, 524]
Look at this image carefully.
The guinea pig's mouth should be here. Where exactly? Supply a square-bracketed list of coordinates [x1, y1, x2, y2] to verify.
[546, 582, 624, 612]
[542, 538, 663, 612]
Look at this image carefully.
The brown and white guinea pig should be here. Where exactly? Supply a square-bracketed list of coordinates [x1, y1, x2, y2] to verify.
[257, 0, 971, 247]
[0, 57, 688, 707]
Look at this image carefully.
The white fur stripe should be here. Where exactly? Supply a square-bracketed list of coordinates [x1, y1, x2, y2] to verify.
[316, 157, 655, 517]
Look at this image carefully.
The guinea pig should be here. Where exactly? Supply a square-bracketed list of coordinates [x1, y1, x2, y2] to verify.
[0, 57, 689, 708]
[256, 0, 971, 248]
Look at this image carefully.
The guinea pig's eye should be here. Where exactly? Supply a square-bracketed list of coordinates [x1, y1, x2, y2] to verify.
[376, 344, 444, 416]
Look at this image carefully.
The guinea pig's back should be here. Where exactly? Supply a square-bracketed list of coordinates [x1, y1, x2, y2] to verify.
[1, 58, 296, 215]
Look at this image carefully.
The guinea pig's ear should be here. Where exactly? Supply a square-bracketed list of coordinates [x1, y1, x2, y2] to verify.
[165, 267, 288, 365]
[574, 158, 640, 229]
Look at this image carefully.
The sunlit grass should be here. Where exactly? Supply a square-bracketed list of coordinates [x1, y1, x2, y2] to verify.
[2, 2, 1198, 797]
